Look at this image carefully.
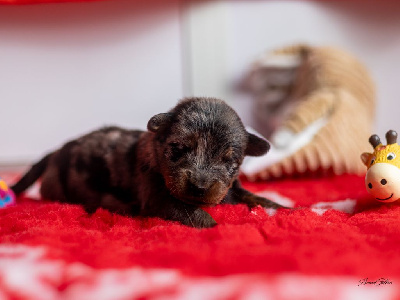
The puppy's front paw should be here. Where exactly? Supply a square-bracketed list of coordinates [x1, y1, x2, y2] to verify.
[153, 202, 217, 228]
[182, 208, 217, 228]
[244, 194, 287, 209]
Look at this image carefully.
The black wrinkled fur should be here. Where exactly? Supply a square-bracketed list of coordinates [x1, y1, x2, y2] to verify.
[11, 97, 283, 228]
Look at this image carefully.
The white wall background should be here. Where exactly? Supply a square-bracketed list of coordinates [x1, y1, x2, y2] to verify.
[0, 0, 184, 164]
[185, 0, 400, 140]
[1, 0, 400, 164]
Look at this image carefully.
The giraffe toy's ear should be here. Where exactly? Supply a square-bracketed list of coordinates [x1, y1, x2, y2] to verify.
[361, 152, 373, 167]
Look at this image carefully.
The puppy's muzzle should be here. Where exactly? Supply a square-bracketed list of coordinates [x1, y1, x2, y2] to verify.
[186, 170, 211, 197]
[183, 170, 225, 204]
[187, 180, 208, 198]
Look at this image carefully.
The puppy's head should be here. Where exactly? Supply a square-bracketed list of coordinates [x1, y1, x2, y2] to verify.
[148, 97, 269, 206]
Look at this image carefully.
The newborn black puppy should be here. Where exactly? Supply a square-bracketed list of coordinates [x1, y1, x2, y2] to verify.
[12, 97, 283, 228]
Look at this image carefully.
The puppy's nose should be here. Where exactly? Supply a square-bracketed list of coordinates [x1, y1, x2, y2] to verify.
[186, 170, 210, 197]
[188, 181, 207, 197]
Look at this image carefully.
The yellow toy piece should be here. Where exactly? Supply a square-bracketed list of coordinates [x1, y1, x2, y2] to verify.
[0, 177, 16, 208]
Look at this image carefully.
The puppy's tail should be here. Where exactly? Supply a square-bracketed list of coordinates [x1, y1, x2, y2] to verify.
[11, 153, 52, 195]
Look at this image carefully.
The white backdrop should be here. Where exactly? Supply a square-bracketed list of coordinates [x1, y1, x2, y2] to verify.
[0, 0, 184, 164]
[1, 0, 400, 164]
[185, 0, 400, 141]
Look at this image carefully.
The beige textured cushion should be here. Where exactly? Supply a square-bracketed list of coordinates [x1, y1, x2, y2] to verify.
[241, 45, 375, 180]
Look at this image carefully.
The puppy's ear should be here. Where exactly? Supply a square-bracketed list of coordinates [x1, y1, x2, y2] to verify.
[147, 113, 172, 132]
[245, 133, 270, 156]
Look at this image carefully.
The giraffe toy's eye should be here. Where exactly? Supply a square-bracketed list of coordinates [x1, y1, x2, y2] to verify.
[387, 152, 396, 160]
[370, 157, 376, 165]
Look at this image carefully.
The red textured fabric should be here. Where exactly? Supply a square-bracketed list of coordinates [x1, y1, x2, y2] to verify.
[0, 173, 399, 298]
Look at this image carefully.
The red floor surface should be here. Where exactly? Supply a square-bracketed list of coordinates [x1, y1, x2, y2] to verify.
[0, 172, 398, 299]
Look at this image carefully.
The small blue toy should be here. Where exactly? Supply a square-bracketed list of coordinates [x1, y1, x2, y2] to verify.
[0, 177, 16, 208]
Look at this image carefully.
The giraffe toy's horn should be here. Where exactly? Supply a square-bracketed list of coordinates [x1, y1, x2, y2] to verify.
[369, 134, 381, 149]
[386, 130, 398, 145]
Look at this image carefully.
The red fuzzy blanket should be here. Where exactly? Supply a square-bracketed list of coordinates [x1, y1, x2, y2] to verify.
[0, 172, 399, 299]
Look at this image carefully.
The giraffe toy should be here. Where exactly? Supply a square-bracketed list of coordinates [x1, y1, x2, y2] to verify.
[361, 130, 400, 202]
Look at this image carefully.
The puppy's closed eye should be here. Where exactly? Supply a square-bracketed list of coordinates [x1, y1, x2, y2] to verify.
[222, 149, 235, 163]
[221, 149, 240, 172]
[168, 142, 190, 162]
